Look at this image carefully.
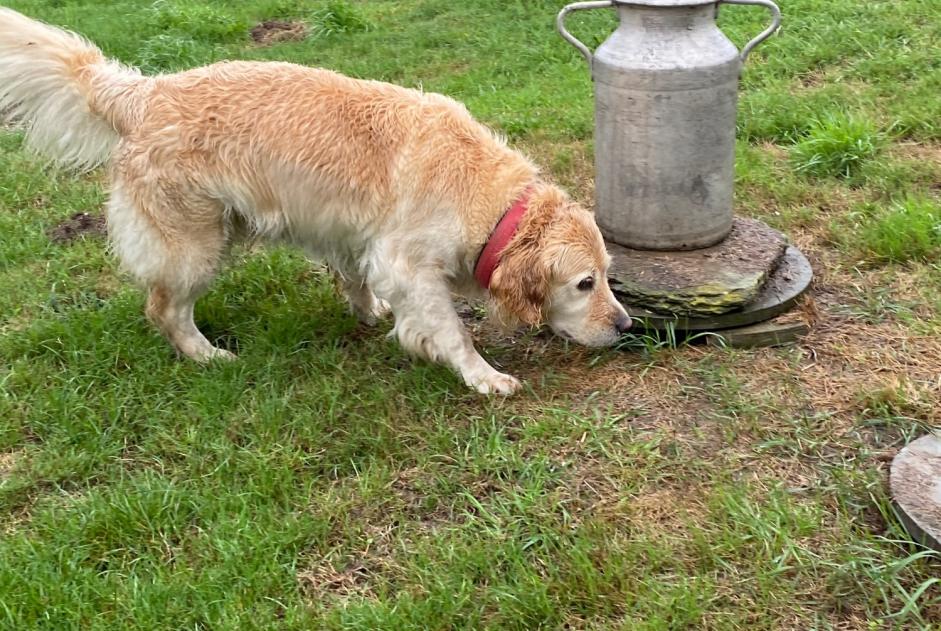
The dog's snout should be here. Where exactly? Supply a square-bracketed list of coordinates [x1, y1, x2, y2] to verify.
[615, 313, 632, 334]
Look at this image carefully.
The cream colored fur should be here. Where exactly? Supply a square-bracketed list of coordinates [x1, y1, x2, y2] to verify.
[0, 7, 630, 394]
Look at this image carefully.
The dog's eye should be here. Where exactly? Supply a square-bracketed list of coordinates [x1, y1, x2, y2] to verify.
[577, 276, 594, 291]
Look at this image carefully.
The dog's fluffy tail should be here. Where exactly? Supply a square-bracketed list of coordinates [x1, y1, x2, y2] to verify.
[0, 8, 150, 170]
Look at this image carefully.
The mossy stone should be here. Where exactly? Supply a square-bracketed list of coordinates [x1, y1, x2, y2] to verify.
[607, 218, 788, 316]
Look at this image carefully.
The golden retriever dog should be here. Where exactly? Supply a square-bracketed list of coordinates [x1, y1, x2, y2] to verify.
[0, 8, 630, 394]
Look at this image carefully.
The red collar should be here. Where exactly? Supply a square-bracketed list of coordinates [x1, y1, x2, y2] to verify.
[474, 188, 531, 289]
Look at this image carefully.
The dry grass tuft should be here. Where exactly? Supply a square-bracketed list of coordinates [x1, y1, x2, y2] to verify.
[0, 450, 20, 481]
[889, 141, 941, 166]
[801, 318, 941, 423]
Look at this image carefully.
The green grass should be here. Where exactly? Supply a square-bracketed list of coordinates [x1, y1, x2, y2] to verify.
[308, 1, 373, 36]
[2, 0, 941, 629]
[790, 114, 884, 179]
[842, 197, 941, 264]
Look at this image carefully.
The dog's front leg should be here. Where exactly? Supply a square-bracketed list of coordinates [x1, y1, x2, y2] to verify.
[334, 270, 390, 326]
[380, 271, 520, 395]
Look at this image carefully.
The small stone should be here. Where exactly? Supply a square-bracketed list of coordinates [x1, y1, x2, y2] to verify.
[706, 319, 809, 348]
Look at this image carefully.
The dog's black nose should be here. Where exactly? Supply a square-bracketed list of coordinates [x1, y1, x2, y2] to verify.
[615, 313, 632, 334]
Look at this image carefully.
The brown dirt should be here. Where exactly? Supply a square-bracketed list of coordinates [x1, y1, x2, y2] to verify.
[298, 554, 383, 602]
[250, 20, 308, 46]
[1, 450, 30, 535]
[795, 69, 831, 89]
[47, 212, 106, 244]
[889, 142, 941, 166]
[0, 450, 19, 481]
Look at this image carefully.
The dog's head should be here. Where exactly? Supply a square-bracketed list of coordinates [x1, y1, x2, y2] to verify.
[489, 185, 631, 347]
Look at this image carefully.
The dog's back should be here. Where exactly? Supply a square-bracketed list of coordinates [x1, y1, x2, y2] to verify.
[129, 61, 426, 238]
[0, 8, 533, 245]
[121, 59, 533, 252]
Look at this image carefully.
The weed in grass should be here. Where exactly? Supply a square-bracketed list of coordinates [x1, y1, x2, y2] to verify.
[791, 114, 884, 179]
[840, 197, 941, 264]
[135, 33, 208, 74]
[150, 1, 248, 44]
[310, 1, 373, 37]
[616, 322, 722, 355]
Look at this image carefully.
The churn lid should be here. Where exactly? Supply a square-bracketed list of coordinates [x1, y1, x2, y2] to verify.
[612, 0, 716, 6]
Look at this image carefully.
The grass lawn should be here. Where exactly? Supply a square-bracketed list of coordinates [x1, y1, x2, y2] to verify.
[2, 0, 941, 628]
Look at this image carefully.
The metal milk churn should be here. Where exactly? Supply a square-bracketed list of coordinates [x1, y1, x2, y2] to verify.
[558, 0, 781, 250]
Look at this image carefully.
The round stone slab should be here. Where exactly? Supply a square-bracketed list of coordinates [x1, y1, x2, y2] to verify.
[705, 319, 810, 348]
[607, 218, 789, 317]
[617, 245, 813, 331]
[891, 433, 941, 551]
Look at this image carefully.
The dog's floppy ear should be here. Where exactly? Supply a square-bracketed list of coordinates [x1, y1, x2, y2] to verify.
[488, 191, 560, 327]
[489, 239, 550, 327]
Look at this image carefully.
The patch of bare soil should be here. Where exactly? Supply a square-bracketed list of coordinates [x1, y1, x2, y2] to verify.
[889, 141, 941, 166]
[298, 553, 383, 602]
[1, 450, 30, 535]
[250, 20, 307, 46]
[297, 466, 461, 604]
[0, 450, 20, 481]
[47, 212, 106, 244]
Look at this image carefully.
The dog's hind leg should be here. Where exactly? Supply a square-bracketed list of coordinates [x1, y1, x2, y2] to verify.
[145, 282, 233, 362]
[107, 181, 233, 362]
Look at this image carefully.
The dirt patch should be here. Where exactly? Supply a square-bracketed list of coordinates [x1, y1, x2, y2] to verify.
[0, 450, 29, 535]
[889, 141, 941, 166]
[297, 467, 460, 606]
[47, 212, 106, 244]
[298, 554, 382, 602]
[757, 140, 788, 160]
[0, 450, 20, 481]
[250, 20, 308, 46]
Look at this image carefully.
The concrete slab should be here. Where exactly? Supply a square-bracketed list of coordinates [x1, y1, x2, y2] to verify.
[891, 433, 941, 552]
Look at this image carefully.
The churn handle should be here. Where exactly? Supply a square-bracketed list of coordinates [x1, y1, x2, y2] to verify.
[720, 0, 782, 62]
[557, 1, 615, 67]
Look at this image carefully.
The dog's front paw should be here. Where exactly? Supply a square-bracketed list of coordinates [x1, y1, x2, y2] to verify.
[470, 371, 521, 395]
[373, 298, 391, 320]
[176, 337, 237, 363]
[351, 297, 391, 327]
[208, 348, 237, 362]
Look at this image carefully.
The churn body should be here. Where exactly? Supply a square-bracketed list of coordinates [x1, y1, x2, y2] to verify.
[595, 2, 738, 250]
[559, 0, 780, 251]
